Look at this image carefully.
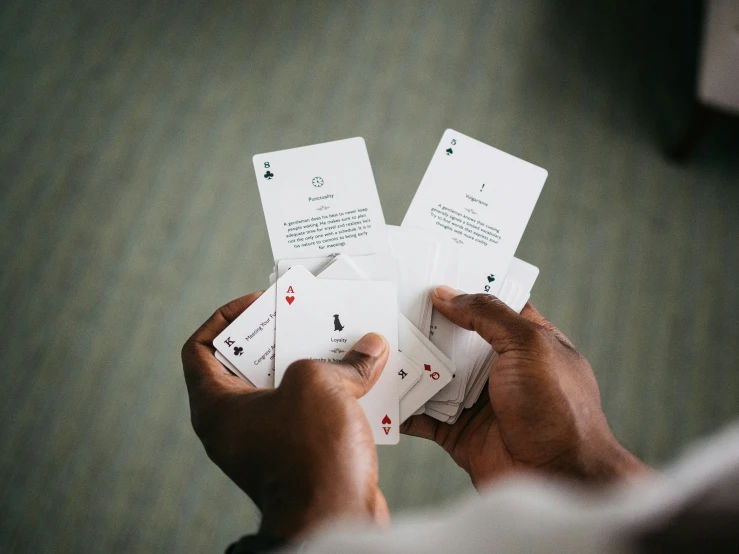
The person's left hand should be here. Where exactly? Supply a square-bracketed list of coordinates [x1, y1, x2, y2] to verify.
[181, 292, 391, 541]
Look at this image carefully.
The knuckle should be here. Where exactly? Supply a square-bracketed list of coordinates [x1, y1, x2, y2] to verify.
[343, 351, 374, 384]
[180, 337, 195, 364]
[467, 293, 505, 315]
[526, 324, 551, 346]
[189, 398, 229, 459]
[189, 404, 212, 443]
[509, 321, 551, 351]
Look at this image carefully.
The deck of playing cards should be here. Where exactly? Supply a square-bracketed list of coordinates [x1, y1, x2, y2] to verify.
[213, 130, 547, 443]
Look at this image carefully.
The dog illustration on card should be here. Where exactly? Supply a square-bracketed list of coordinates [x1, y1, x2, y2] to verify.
[333, 314, 345, 332]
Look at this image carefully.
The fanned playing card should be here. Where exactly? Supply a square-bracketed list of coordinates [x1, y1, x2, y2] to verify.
[212, 278, 284, 389]
[254, 137, 389, 262]
[274, 266, 400, 444]
[402, 128, 546, 296]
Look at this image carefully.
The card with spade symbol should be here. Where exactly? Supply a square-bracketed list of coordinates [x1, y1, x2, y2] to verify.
[274, 265, 400, 444]
[253, 137, 389, 263]
[402, 128, 547, 294]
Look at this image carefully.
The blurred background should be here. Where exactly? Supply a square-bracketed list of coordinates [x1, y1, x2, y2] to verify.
[1, 0, 738, 551]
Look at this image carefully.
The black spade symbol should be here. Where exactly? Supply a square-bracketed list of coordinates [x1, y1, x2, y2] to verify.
[487, 274, 495, 283]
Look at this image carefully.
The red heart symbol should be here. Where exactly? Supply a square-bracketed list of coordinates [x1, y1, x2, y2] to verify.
[381, 414, 391, 425]
[285, 296, 295, 305]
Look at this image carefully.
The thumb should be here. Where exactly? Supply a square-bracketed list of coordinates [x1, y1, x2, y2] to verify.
[331, 332, 389, 399]
[431, 285, 540, 354]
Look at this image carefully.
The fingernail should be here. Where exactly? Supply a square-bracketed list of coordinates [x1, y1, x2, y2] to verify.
[434, 285, 461, 301]
[352, 333, 386, 358]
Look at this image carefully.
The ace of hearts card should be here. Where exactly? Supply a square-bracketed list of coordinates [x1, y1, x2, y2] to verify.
[274, 265, 400, 444]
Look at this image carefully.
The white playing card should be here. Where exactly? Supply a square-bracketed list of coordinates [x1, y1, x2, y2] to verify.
[396, 351, 422, 399]
[277, 253, 397, 283]
[212, 282, 281, 389]
[387, 226, 437, 331]
[274, 266, 400, 444]
[254, 137, 389, 263]
[425, 260, 541, 421]
[215, 351, 255, 386]
[398, 316, 455, 423]
[402, 129, 546, 295]
[281, 255, 427, 402]
[276, 256, 336, 280]
[505, 257, 540, 293]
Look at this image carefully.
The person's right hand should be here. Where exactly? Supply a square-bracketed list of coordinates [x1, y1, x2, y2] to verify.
[402, 286, 651, 489]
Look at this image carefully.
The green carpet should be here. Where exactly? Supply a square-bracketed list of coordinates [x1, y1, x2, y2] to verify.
[1, 0, 738, 551]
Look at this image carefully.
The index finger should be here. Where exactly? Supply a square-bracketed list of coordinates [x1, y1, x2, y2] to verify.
[181, 291, 265, 390]
[431, 286, 538, 353]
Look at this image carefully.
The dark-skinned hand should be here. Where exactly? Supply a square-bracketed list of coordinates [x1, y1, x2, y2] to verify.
[181, 291, 391, 541]
[402, 286, 650, 488]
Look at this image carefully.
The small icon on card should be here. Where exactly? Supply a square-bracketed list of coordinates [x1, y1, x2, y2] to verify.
[233, 346, 243, 356]
[381, 414, 392, 435]
[333, 314, 345, 331]
[487, 274, 495, 282]
[311, 176, 324, 187]
[446, 148, 453, 155]
[264, 170, 274, 179]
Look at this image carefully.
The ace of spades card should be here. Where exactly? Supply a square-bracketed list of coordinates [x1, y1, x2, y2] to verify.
[274, 266, 400, 444]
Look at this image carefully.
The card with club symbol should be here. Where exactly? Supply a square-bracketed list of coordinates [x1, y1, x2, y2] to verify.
[253, 137, 389, 263]
[274, 265, 400, 444]
[214, 129, 548, 438]
[212, 277, 286, 389]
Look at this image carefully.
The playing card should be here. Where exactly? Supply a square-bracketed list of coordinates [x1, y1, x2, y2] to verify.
[425, 259, 541, 421]
[280, 255, 428, 401]
[277, 253, 397, 283]
[398, 315, 455, 423]
[505, 257, 540, 293]
[276, 256, 336, 280]
[396, 351, 422, 399]
[274, 266, 400, 444]
[254, 137, 389, 263]
[215, 351, 255, 386]
[402, 129, 546, 296]
[212, 282, 281, 389]
[387, 226, 439, 332]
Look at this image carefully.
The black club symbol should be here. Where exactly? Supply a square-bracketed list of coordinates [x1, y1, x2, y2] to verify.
[264, 170, 274, 179]
[233, 346, 244, 356]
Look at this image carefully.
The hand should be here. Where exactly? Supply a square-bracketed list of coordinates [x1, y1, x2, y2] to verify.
[181, 292, 391, 540]
[402, 286, 650, 488]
